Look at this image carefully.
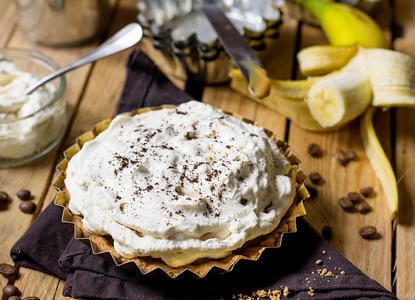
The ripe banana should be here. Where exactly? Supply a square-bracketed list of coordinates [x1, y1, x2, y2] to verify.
[231, 46, 415, 130]
[360, 107, 398, 219]
[230, 45, 415, 219]
[298, 45, 358, 76]
[363, 48, 415, 107]
[306, 51, 372, 128]
[297, 0, 388, 48]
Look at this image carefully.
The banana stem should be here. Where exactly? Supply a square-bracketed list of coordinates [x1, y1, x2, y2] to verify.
[296, 0, 328, 16]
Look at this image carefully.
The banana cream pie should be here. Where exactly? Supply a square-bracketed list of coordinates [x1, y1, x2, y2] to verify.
[65, 101, 296, 267]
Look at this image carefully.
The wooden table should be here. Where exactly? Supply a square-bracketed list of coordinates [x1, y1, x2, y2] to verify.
[0, 0, 414, 299]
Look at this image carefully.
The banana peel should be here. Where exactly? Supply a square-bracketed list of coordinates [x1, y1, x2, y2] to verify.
[360, 107, 398, 219]
[363, 48, 415, 107]
[229, 45, 415, 219]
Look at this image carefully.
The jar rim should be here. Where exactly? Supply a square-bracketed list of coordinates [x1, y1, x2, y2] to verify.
[0, 48, 66, 124]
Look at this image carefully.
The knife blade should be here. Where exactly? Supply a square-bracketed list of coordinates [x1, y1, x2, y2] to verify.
[198, 0, 271, 98]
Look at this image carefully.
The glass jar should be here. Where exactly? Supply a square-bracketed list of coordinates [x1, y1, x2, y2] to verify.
[0, 48, 67, 167]
[15, 0, 110, 47]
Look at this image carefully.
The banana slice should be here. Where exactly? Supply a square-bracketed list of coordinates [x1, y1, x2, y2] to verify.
[298, 45, 358, 76]
[307, 52, 372, 128]
[360, 107, 398, 219]
[363, 48, 415, 107]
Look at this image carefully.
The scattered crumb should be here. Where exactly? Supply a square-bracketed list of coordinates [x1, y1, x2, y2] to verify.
[283, 286, 289, 297]
[321, 268, 327, 275]
[307, 287, 315, 297]
[256, 290, 267, 298]
[315, 259, 323, 265]
[234, 288, 287, 300]
[322, 250, 326, 254]
[325, 271, 333, 277]
[340, 271, 345, 275]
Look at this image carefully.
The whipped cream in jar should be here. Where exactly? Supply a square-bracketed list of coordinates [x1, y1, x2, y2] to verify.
[0, 49, 67, 167]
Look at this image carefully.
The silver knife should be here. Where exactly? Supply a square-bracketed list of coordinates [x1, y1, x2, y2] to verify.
[198, 0, 271, 98]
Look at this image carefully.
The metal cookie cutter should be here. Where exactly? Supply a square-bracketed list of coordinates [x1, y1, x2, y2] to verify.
[137, 0, 284, 84]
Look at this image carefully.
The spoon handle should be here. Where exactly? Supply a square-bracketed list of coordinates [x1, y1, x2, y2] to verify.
[25, 23, 143, 95]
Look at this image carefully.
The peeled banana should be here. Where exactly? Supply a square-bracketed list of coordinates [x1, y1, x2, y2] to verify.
[229, 69, 328, 132]
[231, 46, 415, 129]
[307, 51, 372, 128]
[298, 45, 358, 76]
[297, 0, 388, 48]
[360, 107, 398, 219]
[229, 45, 415, 220]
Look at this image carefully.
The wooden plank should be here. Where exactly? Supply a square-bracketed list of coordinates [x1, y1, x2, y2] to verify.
[394, 0, 415, 298]
[287, 21, 392, 290]
[254, 17, 299, 139]
[140, 39, 186, 90]
[0, 1, 110, 292]
[0, 0, 16, 47]
[0, 1, 19, 289]
[53, 280, 71, 300]
[11, 0, 141, 298]
[203, 17, 299, 135]
[203, 85, 257, 119]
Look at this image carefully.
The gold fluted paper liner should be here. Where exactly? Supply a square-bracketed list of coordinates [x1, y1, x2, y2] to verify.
[53, 105, 309, 279]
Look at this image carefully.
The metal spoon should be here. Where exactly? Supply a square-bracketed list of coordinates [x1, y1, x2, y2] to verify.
[24, 23, 143, 95]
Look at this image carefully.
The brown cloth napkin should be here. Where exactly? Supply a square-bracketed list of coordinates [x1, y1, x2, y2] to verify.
[11, 49, 397, 300]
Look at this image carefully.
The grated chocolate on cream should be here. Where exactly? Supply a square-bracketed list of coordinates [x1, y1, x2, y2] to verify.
[65, 101, 295, 267]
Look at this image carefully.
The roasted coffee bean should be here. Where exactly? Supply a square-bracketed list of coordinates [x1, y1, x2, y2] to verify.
[356, 200, 371, 214]
[8, 296, 21, 300]
[305, 184, 318, 198]
[337, 150, 350, 166]
[360, 186, 374, 197]
[338, 197, 355, 212]
[3, 285, 20, 297]
[307, 143, 322, 158]
[19, 201, 36, 214]
[337, 150, 357, 167]
[0, 191, 9, 210]
[0, 191, 9, 202]
[17, 189, 31, 201]
[359, 225, 378, 239]
[321, 225, 332, 240]
[0, 263, 18, 278]
[347, 192, 362, 203]
[23, 297, 40, 300]
[337, 156, 349, 166]
[344, 150, 356, 161]
[308, 172, 323, 184]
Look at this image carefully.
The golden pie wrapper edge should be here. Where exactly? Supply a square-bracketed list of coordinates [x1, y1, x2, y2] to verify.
[53, 105, 310, 279]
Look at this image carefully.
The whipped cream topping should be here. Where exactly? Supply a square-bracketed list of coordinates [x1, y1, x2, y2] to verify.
[0, 59, 66, 160]
[66, 101, 295, 267]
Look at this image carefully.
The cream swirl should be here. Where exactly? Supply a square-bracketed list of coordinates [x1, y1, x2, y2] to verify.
[0, 59, 66, 160]
[65, 101, 295, 267]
